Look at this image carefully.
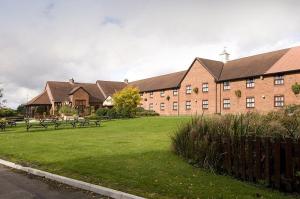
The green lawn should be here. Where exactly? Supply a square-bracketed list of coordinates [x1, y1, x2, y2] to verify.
[0, 117, 297, 199]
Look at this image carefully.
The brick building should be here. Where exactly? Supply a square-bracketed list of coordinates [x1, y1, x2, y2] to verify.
[27, 46, 300, 116]
[132, 46, 300, 115]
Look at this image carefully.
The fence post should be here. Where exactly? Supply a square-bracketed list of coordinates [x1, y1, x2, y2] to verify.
[273, 138, 281, 189]
[233, 136, 240, 178]
[264, 137, 271, 186]
[284, 138, 293, 191]
[240, 136, 246, 180]
[255, 136, 261, 181]
[226, 136, 232, 175]
[247, 136, 254, 182]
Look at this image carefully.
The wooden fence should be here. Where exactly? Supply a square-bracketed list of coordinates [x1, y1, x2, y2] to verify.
[220, 136, 300, 192]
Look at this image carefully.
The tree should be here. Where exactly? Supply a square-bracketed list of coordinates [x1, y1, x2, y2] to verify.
[0, 86, 7, 108]
[17, 104, 26, 115]
[113, 86, 141, 118]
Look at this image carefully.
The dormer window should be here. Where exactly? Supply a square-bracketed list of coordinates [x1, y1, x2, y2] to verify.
[246, 78, 255, 88]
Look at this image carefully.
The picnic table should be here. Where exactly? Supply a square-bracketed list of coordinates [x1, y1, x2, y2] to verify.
[0, 121, 6, 131]
[25, 117, 101, 131]
[25, 119, 53, 131]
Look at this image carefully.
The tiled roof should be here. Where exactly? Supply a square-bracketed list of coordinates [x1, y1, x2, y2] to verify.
[129, 70, 187, 92]
[27, 90, 51, 105]
[96, 81, 127, 99]
[47, 81, 105, 103]
[218, 48, 290, 81]
[196, 58, 224, 79]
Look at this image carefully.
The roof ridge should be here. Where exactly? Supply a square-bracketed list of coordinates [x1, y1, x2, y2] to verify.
[96, 80, 125, 83]
[130, 70, 187, 83]
[196, 57, 223, 63]
[226, 47, 291, 63]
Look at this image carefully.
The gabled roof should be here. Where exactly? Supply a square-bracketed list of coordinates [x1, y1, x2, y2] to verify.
[196, 58, 224, 79]
[68, 86, 90, 95]
[47, 81, 105, 102]
[96, 80, 127, 98]
[218, 48, 290, 81]
[129, 70, 187, 92]
[26, 90, 51, 105]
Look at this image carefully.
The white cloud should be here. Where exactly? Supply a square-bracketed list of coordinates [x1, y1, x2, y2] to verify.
[0, 0, 300, 108]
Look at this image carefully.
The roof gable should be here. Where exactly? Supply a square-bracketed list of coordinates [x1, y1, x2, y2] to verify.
[196, 58, 224, 79]
[47, 81, 105, 102]
[69, 86, 90, 95]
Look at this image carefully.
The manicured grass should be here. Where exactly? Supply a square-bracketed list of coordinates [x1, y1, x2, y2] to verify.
[0, 117, 297, 199]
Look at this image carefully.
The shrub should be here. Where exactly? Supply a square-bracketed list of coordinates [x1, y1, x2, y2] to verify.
[292, 82, 300, 95]
[96, 108, 108, 117]
[136, 110, 159, 117]
[235, 90, 241, 98]
[171, 109, 300, 172]
[113, 86, 141, 118]
[107, 107, 117, 118]
[0, 108, 17, 117]
[59, 105, 77, 116]
[193, 87, 199, 94]
[136, 107, 145, 112]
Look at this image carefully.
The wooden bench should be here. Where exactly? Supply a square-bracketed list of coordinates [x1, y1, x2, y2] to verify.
[26, 119, 52, 132]
[0, 122, 6, 131]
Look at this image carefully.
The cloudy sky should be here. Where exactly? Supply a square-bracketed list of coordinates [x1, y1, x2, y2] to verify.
[0, 0, 300, 108]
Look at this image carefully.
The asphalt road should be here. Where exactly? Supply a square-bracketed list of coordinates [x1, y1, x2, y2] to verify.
[0, 165, 108, 199]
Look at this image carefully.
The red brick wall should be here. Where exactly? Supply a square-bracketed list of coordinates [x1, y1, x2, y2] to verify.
[219, 73, 300, 114]
[70, 88, 90, 107]
[139, 62, 300, 116]
[178, 60, 217, 115]
[140, 89, 179, 116]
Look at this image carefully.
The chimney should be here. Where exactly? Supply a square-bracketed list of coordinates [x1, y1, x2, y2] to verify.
[69, 78, 75, 84]
[124, 78, 129, 84]
[220, 47, 230, 63]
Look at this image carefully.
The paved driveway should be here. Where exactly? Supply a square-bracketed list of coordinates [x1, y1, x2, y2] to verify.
[0, 165, 107, 199]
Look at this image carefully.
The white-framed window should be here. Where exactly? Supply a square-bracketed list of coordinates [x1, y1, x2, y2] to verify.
[185, 101, 191, 110]
[274, 95, 284, 107]
[160, 91, 165, 97]
[202, 100, 208, 109]
[274, 75, 284, 85]
[173, 101, 178, 110]
[173, 89, 178, 96]
[223, 81, 230, 90]
[186, 85, 192, 94]
[223, 99, 230, 109]
[150, 92, 153, 98]
[140, 93, 143, 97]
[149, 103, 153, 110]
[160, 103, 165, 110]
[202, 83, 208, 92]
[246, 97, 255, 108]
[246, 79, 255, 88]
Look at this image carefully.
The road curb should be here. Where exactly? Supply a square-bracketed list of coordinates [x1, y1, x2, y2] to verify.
[0, 159, 145, 199]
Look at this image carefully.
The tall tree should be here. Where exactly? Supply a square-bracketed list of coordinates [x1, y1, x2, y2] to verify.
[0, 83, 7, 108]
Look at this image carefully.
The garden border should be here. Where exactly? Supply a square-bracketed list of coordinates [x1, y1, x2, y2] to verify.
[0, 158, 145, 199]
